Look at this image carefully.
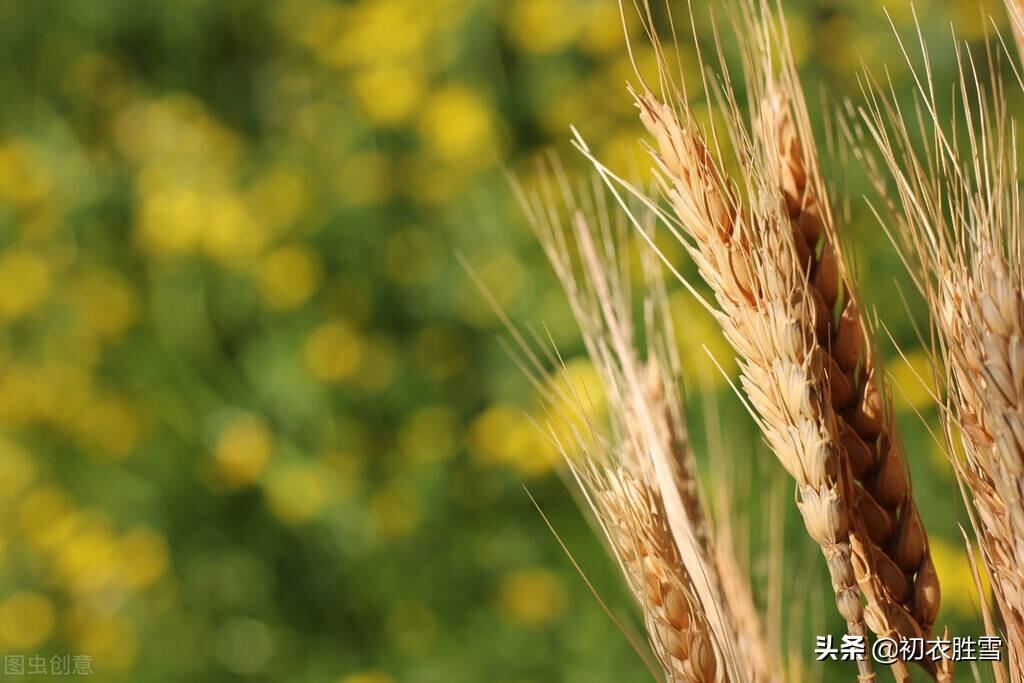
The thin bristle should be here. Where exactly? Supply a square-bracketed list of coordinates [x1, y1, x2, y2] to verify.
[1007, 0, 1024, 67]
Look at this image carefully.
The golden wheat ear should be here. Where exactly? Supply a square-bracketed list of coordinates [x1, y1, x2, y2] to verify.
[751, 7, 942, 657]
[626, 84, 877, 683]
[510, 157, 781, 682]
[854, 21, 1023, 681]
[600, 54, 878, 680]
[763, 83, 941, 675]
[576, 1, 950, 679]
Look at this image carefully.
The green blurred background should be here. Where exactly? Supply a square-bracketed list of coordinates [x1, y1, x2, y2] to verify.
[0, 0, 1015, 681]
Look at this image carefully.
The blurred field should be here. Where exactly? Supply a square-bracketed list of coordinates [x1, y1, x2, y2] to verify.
[0, 0, 1014, 681]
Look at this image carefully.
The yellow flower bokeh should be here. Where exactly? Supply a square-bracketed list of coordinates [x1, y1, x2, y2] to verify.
[257, 245, 324, 311]
[0, 591, 56, 650]
[0, 436, 35, 502]
[118, 529, 170, 590]
[0, 249, 50, 320]
[67, 609, 138, 672]
[418, 85, 497, 164]
[247, 166, 309, 234]
[54, 515, 120, 597]
[304, 321, 365, 383]
[352, 65, 425, 126]
[264, 462, 330, 524]
[930, 538, 991, 617]
[889, 349, 938, 413]
[74, 395, 145, 460]
[669, 290, 737, 389]
[470, 403, 556, 478]
[19, 487, 76, 553]
[505, 0, 582, 55]
[498, 568, 568, 626]
[215, 414, 275, 488]
[71, 268, 140, 341]
[0, 142, 51, 208]
[135, 186, 206, 255]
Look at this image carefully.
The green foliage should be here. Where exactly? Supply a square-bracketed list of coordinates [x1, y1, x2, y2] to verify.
[0, 0, 1007, 680]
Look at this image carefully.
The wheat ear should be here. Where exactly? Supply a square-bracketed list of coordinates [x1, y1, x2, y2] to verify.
[750, 10, 940, 651]
[630, 84, 878, 682]
[512, 164, 783, 681]
[596, 463, 723, 683]
[855, 29, 1023, 679]
[765, 83, 940, 647]
[940, 254, 1024, 666]
[585, 2, 945, 679]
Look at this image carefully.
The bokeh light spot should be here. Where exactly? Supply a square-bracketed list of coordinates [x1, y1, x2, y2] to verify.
[0, 591, 56, 650]
[214, 414, 275, 489]
[498, 569, 568, 626]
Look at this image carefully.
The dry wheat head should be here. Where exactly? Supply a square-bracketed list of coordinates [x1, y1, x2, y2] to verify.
[939, 253, 1024, 675]
[512, 164, 781, 681]
[634, 86, 879, 681]
[851, 21, 1024, 679]
[599, 464, 723, 682]
[765, 87, 940, 647]
[602, 3, 945, 679]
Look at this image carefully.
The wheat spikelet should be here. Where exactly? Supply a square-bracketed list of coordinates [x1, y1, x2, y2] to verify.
[510, 163, 780, 682]
[597, 462, 722, 682]
[854, 30, 1023, 678]
[765, 84, 940, 646]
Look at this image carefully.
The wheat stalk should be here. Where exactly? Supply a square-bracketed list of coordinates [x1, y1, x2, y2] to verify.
[854, 25, 1024, 679]
[510, 161, 780, 682]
